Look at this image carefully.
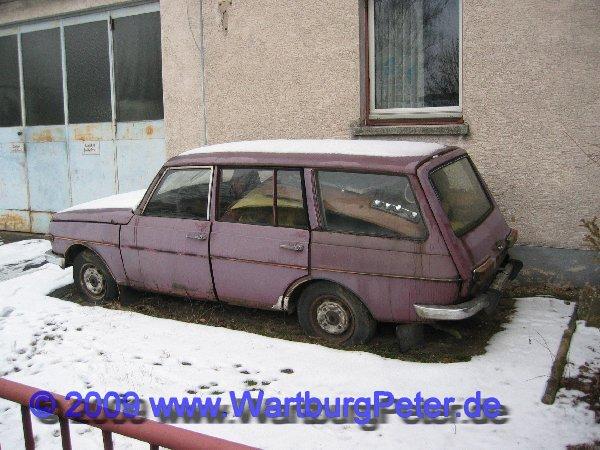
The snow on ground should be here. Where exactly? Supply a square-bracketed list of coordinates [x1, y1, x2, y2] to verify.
[565, 321, 600, 377]
[0, 239, 50, 282]
[0, 241, 599, 449]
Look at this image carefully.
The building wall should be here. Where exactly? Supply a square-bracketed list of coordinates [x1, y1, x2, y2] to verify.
[199, 0, 600, 250]
[1, 0, 598, 250]
[201, 0, 361, 143]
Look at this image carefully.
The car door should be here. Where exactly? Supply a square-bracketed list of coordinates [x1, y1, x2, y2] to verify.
[123, 166, 216, 300]
[210, 167, 309, 309]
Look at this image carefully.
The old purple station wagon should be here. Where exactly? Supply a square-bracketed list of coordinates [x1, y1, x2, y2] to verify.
[46, 140, 521, 348]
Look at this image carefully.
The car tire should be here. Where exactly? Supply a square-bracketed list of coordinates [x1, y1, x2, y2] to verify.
[73, 250, 118, 303]
[297, 281, 376, 346]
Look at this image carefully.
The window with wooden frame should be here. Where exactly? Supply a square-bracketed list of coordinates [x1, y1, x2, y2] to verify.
[365, 0, 462, 122]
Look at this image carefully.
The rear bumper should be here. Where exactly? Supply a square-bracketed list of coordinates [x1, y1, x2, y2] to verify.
[44, 250, 65, 269]
[414, 259, 522, 321]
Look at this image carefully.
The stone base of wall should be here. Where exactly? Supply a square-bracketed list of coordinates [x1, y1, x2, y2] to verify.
[511, 245, 599, 288]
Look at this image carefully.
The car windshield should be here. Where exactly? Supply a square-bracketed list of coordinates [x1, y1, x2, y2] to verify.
[430, 157, 492, 236]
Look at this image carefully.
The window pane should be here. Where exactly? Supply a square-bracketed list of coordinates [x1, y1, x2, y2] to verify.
[317, 171, 427, 240]
[373, 0, 459, 109]
[0, 35, 21, 127]
[276, 170, 307, 229]
[22, 28, 64, 125]
[144, 168, 211, 220]
[218, 168, 274, 226]
[430, 158, 492, 236]
[65, 21, 111, 123]
[113, 12, 164, 121]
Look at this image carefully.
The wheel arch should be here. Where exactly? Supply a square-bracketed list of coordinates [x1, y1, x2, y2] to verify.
[64, 243, 89, 268]
[64, 243, 118, 284]
[283, 276, 370, 316]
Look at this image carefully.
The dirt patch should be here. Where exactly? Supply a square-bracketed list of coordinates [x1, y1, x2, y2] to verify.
[49, 284, 514, 363]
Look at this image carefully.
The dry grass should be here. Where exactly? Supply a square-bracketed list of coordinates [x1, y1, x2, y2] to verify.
[50, 285, 514, 363]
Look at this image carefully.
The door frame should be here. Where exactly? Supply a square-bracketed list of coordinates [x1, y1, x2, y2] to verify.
[208, 164, 311, 307]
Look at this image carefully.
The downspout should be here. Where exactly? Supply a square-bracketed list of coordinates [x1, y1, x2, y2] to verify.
[198, 0, 208, 145]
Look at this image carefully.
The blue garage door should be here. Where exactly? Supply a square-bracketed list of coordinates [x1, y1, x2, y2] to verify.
[0, 3, 166, 233]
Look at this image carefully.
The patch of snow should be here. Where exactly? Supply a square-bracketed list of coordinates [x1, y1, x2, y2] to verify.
[0, 241, 598, 449]
[562, 320, 600, 380]
[60, 189, 146, 213]
[0, 239, 50, 282]
[180, 139, 445, 158]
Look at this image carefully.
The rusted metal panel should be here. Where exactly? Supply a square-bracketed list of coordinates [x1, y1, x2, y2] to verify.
[68, 123, 118, 205]
[23, 125, 66, 143]
[0, 209, 30, 232]
[115, 119, 164, 140]
[116, 135, 166, 193]
[24, 124, 70, 214]
[210, 221, 309, 308]
[26, 141, 71, 212]
[68, 122, 113, 142]
[0, 138, 29, 211]
[30, 211, 52, 233]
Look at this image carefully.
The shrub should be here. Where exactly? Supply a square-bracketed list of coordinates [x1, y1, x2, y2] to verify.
[580, 217, 600, 252]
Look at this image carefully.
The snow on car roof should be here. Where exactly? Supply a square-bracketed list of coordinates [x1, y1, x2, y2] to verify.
[180, 139, 445, 158]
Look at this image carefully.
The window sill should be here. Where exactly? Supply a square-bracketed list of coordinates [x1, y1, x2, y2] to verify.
[352, 122, 469, 137]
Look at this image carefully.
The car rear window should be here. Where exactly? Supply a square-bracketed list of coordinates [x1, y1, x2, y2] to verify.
[430, 157, 493, 236]
[316, 171, 427, 240]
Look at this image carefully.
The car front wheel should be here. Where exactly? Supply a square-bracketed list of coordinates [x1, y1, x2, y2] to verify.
[297, 281, 376, 346]
[73, 250, 118, 303]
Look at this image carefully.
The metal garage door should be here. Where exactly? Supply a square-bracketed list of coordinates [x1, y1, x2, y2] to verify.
[0, 3, 166, 233]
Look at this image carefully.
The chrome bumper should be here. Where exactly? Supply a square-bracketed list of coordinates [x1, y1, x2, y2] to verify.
[44, 250, 65, 269]
[414, 259, 522, 321]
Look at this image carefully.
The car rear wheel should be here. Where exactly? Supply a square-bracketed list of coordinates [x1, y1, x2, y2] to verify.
[297, 282, 376, 346]
[73, 250, 118, 303]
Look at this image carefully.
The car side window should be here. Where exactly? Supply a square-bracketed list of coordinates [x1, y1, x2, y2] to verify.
[316, 171, 427, 240]
[276, 170, 308, 229]
[217, 167, 308, 228]
[143, 167, 211, 220]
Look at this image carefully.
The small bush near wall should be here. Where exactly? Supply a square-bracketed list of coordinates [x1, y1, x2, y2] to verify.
[580, 217, 600, 252]
[579, 217, 599, 328]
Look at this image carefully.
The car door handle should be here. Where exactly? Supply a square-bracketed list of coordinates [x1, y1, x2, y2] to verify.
[186, 233, 207, 241]
[280, 243, 304, 252]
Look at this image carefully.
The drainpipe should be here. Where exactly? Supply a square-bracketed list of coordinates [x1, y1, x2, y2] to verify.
[198, 0, 208, 145]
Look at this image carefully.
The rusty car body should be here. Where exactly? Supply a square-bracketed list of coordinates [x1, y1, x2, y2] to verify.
[45, 139, 522, 346]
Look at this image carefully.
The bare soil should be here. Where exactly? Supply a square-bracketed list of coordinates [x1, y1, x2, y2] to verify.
[49, 284, 515, 363]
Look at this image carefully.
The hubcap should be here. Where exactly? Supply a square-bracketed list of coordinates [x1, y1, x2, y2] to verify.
[316, 301, 350, 335]
[82, 265, 105, 296]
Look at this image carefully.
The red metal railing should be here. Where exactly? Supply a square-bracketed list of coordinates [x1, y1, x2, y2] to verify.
[0, 378, 257, 450]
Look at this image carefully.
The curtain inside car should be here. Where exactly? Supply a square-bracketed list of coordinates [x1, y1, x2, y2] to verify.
[374, 0, 425, 109]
